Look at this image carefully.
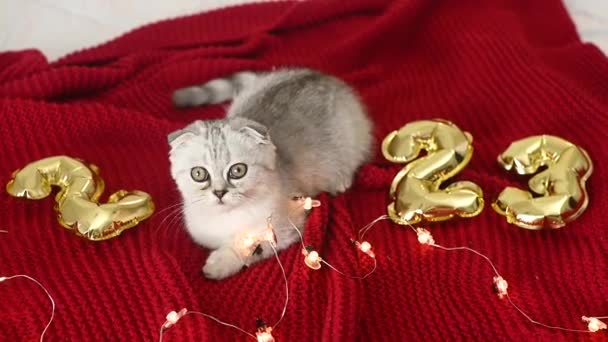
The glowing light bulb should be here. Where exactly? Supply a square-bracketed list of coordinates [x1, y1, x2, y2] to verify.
[301, 197, 321, 210]
[255, 325, 274, 342]
[256, 319, 275, 342]
[355, 240, 375, 258]
[306, 251, 321, 269]
[256, 329, 275, 342]
[492, 276, 508, 299]
[303, 197, 313, 210]
[236, 232, 259, 257]
[163, 308, 187, 329]
[582, 316, 607, 332]
[303, 246, 322, 270]
[242, 235, 256, 249]
[416, 228, 435, 245]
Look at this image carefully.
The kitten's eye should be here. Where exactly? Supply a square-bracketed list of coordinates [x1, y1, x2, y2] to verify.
[228, 163, 248, 179]
[190, 167, 209, 182]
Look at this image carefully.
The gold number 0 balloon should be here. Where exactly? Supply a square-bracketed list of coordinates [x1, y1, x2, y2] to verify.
[492, 135, 593, 229]
[382, 119, 484, 225]
[6, 156, 155, 241]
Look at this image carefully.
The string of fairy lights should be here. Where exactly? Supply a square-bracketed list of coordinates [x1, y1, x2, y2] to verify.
[156, 198, 608, 342]
[158, 197, 608, 339]
[1, 198, 606, 341]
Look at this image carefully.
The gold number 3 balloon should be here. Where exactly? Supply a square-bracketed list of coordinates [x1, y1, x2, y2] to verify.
[492, 135, 593, 229]
[382, 119, 484, 225]
[6, 156, 155, 241]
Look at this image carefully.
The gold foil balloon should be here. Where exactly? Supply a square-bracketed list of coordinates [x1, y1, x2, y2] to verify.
[382, 119, 484, 225]
[6, 156, 155, 241]
[492, 135, 592, 229]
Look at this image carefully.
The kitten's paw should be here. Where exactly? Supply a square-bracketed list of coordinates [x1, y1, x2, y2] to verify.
[203, 248, 244, 280]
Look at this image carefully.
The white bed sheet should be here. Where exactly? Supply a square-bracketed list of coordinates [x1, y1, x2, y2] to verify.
[0, 0, 606, 61]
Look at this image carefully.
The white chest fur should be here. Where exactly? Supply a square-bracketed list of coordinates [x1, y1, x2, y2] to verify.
[182, 198, 276, 250]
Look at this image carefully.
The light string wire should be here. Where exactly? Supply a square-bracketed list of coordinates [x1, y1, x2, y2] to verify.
[359, 215, 390, 240]
[396, 221, 605, 334]
[158, 310, 257, 342]
[159, 197, 384, 340]
[158, 217, 290, 342]
[286, 198, 382, 280]
[270, 242, 289, 330]
[4, 199, 603, 340]
[0, 274, 56, 342]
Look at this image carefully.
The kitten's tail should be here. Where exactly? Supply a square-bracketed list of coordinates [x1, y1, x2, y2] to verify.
[172, 71, 258, 107]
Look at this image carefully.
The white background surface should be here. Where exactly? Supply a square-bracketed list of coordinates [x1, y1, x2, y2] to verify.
[0, 0, 606, 61]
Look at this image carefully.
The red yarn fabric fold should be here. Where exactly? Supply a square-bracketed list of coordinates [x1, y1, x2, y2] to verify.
[1, 0, 607, 340]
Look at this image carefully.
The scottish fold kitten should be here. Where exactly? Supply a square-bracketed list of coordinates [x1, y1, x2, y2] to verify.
[168, 68, 373, 280]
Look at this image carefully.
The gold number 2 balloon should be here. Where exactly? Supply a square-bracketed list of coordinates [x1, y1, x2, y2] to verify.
[492, 135, 593, 229]
[382, 119, 484, 225]
[6, 156, 155, 241]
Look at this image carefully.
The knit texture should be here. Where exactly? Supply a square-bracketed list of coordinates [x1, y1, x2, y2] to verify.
[1, 0, 607, 340]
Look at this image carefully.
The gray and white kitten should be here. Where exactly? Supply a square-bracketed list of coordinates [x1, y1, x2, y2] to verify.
[168, 68, 373, 280]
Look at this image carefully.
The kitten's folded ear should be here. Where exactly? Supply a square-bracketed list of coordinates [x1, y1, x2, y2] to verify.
[168, 128, 196, 150]
[229, 118, 273, 146]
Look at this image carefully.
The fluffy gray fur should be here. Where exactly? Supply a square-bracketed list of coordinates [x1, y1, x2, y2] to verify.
[169, 68, 373, 280]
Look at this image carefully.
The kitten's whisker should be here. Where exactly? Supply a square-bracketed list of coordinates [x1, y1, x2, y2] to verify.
[156, 206, 188, 236]
[156, 211, 182, 238]
[163, 210, 188, 238]
[236, 192, 253, 203]
[154, 201, 187, 217]
[156, 207, 183, 231]
[156, 197, 206, 238]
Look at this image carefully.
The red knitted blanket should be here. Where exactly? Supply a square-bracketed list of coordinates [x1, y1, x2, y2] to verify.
[1, 0, 607, 340]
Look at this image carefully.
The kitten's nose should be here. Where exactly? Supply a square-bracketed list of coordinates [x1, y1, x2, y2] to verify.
[213, 189, 228, 199]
